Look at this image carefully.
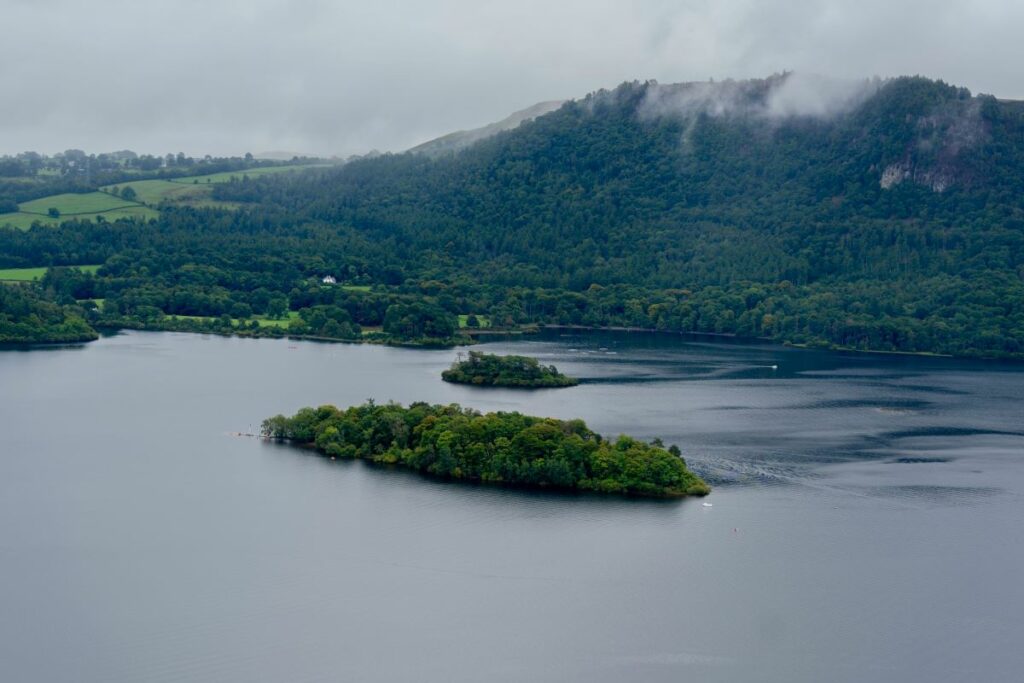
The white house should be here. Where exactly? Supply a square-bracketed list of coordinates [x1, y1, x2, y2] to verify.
[322, 275, 337, 284]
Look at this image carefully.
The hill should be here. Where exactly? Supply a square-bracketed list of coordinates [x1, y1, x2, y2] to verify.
[408, 100, 566, 157]
[3, 74, 1023, 357]
[209, 73, 1023, 357]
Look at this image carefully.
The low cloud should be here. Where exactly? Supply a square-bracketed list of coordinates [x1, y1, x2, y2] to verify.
[638, 73, 881, 122]
[0, 1, 1021, 157]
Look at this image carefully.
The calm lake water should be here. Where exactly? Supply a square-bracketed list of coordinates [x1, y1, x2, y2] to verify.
[2, 329, 1022, 682]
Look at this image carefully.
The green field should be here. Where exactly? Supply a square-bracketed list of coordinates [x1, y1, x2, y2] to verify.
[0, 165, 330, 230]
[166, 311, 300, 328]
[0, 213, 55, 229]
[96, 206, 161, 221]
[458, 314, 492, 328]
[104, 179, 202, 205]
[166, 164, 331, 185]
[1, 192, 157, 230]
[99, 180, 240, 210]
[19, 192, 138, 215]
[0, 265, 100, 281]
[98, 165, 329, 209]
[253, 312, 300, 328]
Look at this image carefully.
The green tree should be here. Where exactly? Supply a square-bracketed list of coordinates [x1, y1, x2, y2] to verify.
[266, 296, 289, 319]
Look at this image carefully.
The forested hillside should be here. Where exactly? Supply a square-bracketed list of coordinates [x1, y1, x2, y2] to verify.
[213, 74, 1024, 356]
[3, 74, 1023, 356]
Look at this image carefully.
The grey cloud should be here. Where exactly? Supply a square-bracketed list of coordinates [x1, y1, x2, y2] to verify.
[0, 0, 1020, 157]
[764, 74, 879, 118]
[636, 73, 880, 122]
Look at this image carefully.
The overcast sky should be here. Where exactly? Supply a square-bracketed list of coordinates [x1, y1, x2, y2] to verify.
[2, 0, 1020, 157]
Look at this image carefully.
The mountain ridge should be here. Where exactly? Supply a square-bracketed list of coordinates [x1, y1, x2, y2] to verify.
[408, 100, 566, 157]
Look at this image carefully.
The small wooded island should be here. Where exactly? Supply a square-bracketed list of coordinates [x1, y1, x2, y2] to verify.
[262, 402, 709, 497]
[442, 351, 579, 388]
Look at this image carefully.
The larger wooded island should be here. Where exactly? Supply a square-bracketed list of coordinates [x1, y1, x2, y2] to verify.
[261, 402, 709, 497]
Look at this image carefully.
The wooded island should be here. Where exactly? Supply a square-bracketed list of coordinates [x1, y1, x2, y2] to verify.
[442, 351, 579, 387]
[262, 402, 709, 497]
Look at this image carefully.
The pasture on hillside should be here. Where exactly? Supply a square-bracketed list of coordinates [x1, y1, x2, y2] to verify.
[0, 265, 101, 281]
[101, 179, 224, 207]
[0, 192, 157, 230]
[99, 164, 331, 209]
[166, 163, 331, 184]
[19, 192, 138, 215]
[1, 164, 329, 230]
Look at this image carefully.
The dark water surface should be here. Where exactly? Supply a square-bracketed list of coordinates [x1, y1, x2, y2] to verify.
[2, 330, 1022, 682]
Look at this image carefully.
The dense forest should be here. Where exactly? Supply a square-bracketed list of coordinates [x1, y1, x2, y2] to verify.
[442, 351, 578, 387]
[2, 74, 1023, 355]
[262, 402, 709, 497]
[0, 282, 96, 343]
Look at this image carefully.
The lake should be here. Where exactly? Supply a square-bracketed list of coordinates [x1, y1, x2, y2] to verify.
[1, 329, 1022, 682]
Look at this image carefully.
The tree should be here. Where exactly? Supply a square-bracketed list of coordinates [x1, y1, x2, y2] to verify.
[267, 296, 289, 319]
[47, 207, 60, 218]
[383, 302, 457, 340]
[120, 186, 137, 201]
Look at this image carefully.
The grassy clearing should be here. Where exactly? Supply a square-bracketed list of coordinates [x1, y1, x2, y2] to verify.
[341, 284, 372, 292]
[97, 206, 160, 221]
[98, 180, 241, 210]
[1, 193, 157, 230]
[166, 311, 300, 328]
[0, 213, 53, 229]
[253, 312, 300, 328]
[0, 265, 100, 281]
[0, 267, 48, 281]
[458, 314, 492, 329]
[95, 165, 328, 209]
[76, 298, 106, 310]
[103, 179, 202, 205]
[18, 192, 138, 215]
[167, 164, 331, 185]
[168, 314, 215, 322]
[0, 165, 329, 231]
